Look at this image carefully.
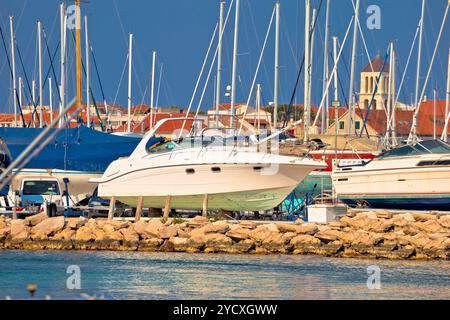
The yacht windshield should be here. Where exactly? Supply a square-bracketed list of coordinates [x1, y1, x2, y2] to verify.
[376, 140, 450, 159]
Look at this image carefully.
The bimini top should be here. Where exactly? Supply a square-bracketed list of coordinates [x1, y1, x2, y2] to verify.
[376, 139, 450, 159]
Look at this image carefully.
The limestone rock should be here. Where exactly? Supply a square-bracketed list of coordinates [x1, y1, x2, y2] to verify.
[24, 212, 48, 226]
[0, 228, 9, 240]
[170, 237, 189, 252]
[74, 226, 95, 242]
[104, 230, 124, 241]
[158, 225, 178, 239]
[133, 220, 148, 238]
[143, 219, 164, 238]
[290, 234, 322, 247]
[53, 228, 75, 241]
[138, 238, 163, 251]
[314, 229, 343, 243]
[294, 224, 318, 235]
[375, 210, 393, 219]
[276, 223, 297, 233]
[205, 233, 233, 247]
[232, 239, 255, 253]
[10, 220, 30, 240]
[67, 217, 87, 230]
[438, 215, 450, 228]
[294, 218, 304, 225]
[32, 216, 65, 237]
[202, 223, 230, 234]
[120, 228, 139, 242]
[412, 212, 438, 222]
[417, 220, 445, 234]
[226, 228, 252, 242]
[239, 220, 257, 229]
[108, 220, 131, 231]
[187, 216, 208, 228]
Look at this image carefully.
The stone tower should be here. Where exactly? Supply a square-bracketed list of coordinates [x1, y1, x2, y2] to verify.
[359, 55, 390, 110]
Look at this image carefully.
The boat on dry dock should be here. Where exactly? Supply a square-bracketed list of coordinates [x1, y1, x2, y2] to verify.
[332, 139, 450, 210]
[92, 118, 326, 211]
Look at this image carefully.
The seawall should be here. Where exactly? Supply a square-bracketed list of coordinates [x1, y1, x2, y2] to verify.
[0, 211, 449, 260]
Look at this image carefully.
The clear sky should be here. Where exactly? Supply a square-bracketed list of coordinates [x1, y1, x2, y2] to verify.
[0, 0, 449, 114]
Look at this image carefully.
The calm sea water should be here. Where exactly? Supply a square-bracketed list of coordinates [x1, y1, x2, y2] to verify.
[0, 250, 449, 300]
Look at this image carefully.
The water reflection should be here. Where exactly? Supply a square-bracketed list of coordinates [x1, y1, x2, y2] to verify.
[0, 251, 449, 299]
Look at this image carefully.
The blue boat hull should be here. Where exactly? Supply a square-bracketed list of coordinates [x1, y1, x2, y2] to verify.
[339, 195, 450, 211]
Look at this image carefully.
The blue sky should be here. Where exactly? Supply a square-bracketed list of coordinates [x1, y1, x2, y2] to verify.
[0, 0, 449, 114]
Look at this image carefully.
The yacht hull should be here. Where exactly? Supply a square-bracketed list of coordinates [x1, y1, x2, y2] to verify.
[98, 163, 314, 211]
[333, 164, 450, 210]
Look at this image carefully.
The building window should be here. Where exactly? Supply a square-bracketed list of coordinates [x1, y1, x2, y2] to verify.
[370, 77, 374, 93]
[355, 121, 361, 130]
[364, 99, 369, 109]
[339, 121, 345, 130]
[365, 77, 369, 93]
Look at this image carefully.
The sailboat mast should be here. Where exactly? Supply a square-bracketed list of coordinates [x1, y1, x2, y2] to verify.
[38, 20, 43, 127]
[386, 42, 394, 147]
[273, 1, 280, 130]
[303, 0, 311, 143]
[127, 33, 133, 133]
[230, 0, 240, 130]
[412, 0, 426, 141]
[322, 0, 330, 134]
[9, 16, 17, 127]
[257, 83, 261, 132]
[75, 0, 82, 111]
[59, 3, 66, 128]
[150, 50, 156, 130]
[49, 78, 53, 124]
[348, 0, 359, 137]
[215, 1, 225, 128]
[308, 8, 316, 130]
[391, 45, 397, 146]
[332, 36, 339, 105]
[85, 16, 90, 128]
[445, 48, 450, 142]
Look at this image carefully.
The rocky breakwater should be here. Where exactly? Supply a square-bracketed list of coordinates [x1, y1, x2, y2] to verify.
[0, 211, 449, 260]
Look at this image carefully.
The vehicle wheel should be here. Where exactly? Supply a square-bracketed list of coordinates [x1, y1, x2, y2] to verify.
[48, 204, 57, 217]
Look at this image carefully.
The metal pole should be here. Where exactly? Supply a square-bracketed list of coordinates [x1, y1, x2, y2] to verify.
[75, 0, 82, 110]
[32, 80, 36, 125]
[9, 16, 17, 127]
[38, 20, 43, 127]
[391, 46, 397, 146]
[49, 78, 53, 124]
[445, 48, 450, 142]
[85, 16, 90, 128]
[230, 0, 240, 130]
[215, 1, 225, 127]
[332, 36, 339, 104]
[18, 77, 22, 114]
[273, 1, 280, 130]
[433, 87, 437, 140]
[308, 8, 316, 131]
[150, 50, 156, 130]
[386, 42, 394, 147]
[127, 33, 133, 133]
[413, 0, 426, 141]
[303, 0, 311, 143]
[348, 0, 359, 137]
[59, 4, 66, 128]
[322, 0, 330, 134]
[257, 83, 261, 132]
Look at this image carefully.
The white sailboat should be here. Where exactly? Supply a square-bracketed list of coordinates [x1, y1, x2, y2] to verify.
[332, 139, 450, 210]
[92, 118, 326, 211]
